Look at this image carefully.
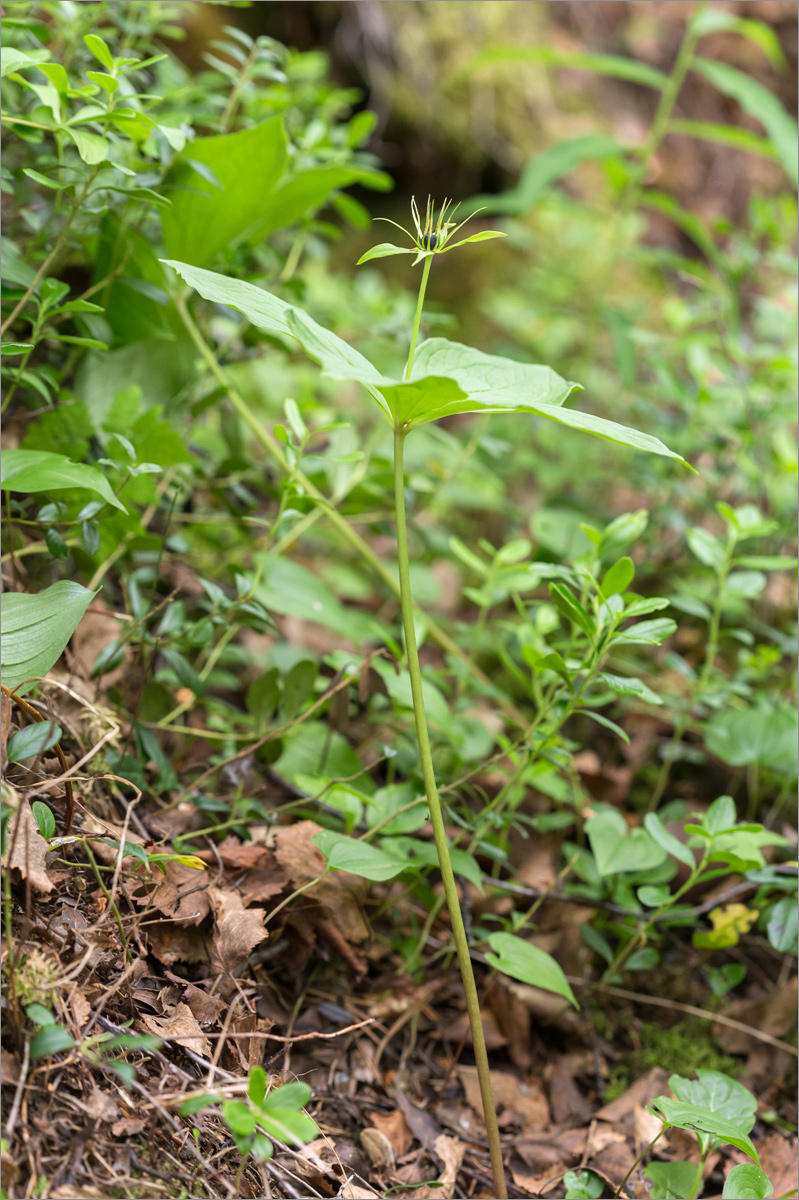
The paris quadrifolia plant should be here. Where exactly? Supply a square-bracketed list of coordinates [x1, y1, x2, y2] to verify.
[164, 198, 689, 1199]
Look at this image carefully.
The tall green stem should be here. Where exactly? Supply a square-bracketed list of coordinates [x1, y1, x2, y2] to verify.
[393, 426, 506, 1198]
[404, 255, 433, 380]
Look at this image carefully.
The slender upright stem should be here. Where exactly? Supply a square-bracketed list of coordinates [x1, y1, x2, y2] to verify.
[393, 426, 506, 1199]
[404, 255, 433, 380]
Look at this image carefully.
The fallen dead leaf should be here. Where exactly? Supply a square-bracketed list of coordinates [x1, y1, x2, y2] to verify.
[52, 1189, 107, 1199]
[458, 1066, 549, 1132]
[486, 975, 532, 1070]
[84, 1083, 119, 1122]
[510, 1166, 567, 1198]
[395, 1091, 443, 1150]
[146, 920, 211, 966]
[0, 1049, 20, 1085]
[133, 857, 210, 925]
[516, 1127, 584, 1172]
[111, 1118, 145, 1136]
[595, 1066, 671, 1123]
[368, 1107, 413, 1158]
[360, 1126, 394, 1166]
[1, 795, 54, 893]
[444, 1005, 507, 1050]
[69, 987, 92, 1031]
[272, 820, 369, 944]
[633, 1103, 663, 1155]
[208, 887, 268, 976]
[196, 835, 271, 871]
[339, 1183, 381, 1199]
[179, 980, 227, 1025]
[140, 1002, 212, 1057]
[546, 1053, 593, 1125]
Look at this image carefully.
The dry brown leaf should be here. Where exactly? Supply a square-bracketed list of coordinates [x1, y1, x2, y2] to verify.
[486, 975, 532, 1070]
[111, 1118, 145, 1137]
[146, 920, 211, 966]
[595, 1066, 671, 1123]
[181, 981, 227, 1025]
[395, 1091, 443, 1150]
[84, 1083, 119, 1122]
[69, 602, 129, 686]
[69, 987, 92, 1031]
[511, 1166, 567, 1198]
[714, 976, 798, 1052]
[444, 1006, 508, 1050]
[411, 1135, 465, 1200]
[546, 1054, 593, 1125]
[273, 820, 369, 942]
[754, 1133, 798, 1199]
[368, 1108, 413, 1158]
[633, 1103, 663, 1155]
[339, 1185, 380, 1199]
[133, 857, 210, 926]
[140, 1002, 212, 1058]
[238, 866, 287, 906]
[209, 887, 268, 976]
[360, 1127, 394, 1166]
[206, 835, 271, 871]
[1, 796, 54, 893]
[458, 1066, 549, 1132]
[0, 1049, 20, 1085]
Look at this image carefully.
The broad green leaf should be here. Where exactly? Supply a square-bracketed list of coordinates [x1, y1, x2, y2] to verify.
[180, 1093, 223, 1117]
[613, 617, 676, 646]
[30, 1025, 75, 1059]
[66, 127, 108, 164]
[261, 1082, 311, 1113]
[705, 706, 798, 775]
[443, 230, 506, 250]
[586, 808, 666, 876]
[258, 1107, 318, 1146]
[380, 837, 484, 893]
[162, 263, 687, 462]
[279, 659, 316, 722]
[6, 722, 62, 764]
[722, 1164, 773, 1199]
[357, 242, 415, 264]
[670, 1070, 758, 1151]
[1, 449, 125, 511]
[26, 1003, 55, 1026]
[766, 896, 798, 953]
[312, 831, 405, 882]
[647, 1096, 760, 1163]
[161, 119, 288, 266]
[1, 582, 96, 692]
[1, 48, 51, 78]
[84, 33, 114, 70]
[463, 45, 668, 90]
[254, 555, 378, 643]
[248, 1066, 267, 1108]
[637, 884, 672, 908]
[600, 557, 634, 598]
[734, 555, 798, 570]
[709, 828, 789, 873]
[667, 119, 778, 160]
[253, 163, 391, 241]
[693, 57, 798, 186]
[549, 582, 594, 635]
[31, 802, 56, 840]
[644, 1161, 701, 1200]
[1, 343, 34, 354]
[598, 673, 663, 706]
[563, 1168, 604, 1200]
[687, 527, 726, 572]
[644, 813, 695, 868]
[223, 1100, 257, 1136]
[598, 509, 648, 560]
[485, 931, 578, 1008]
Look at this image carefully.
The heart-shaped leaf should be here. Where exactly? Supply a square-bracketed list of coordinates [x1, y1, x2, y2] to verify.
[586, 808, 667, 876]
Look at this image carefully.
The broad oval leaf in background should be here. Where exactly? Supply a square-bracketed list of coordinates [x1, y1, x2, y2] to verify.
[485, 930, 578, 1008]
[1, 448, 126, 511]
[161, 118, 288, 267]
[1, 581, 96, 692]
